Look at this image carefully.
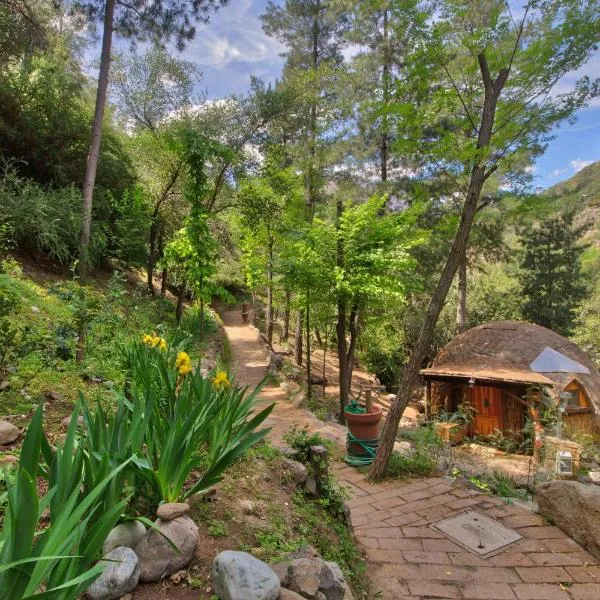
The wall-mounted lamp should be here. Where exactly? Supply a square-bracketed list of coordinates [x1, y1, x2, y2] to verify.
[468, 377, 476, 388]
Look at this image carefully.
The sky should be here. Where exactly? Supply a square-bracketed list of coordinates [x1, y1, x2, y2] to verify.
[117, 0, 599, 190]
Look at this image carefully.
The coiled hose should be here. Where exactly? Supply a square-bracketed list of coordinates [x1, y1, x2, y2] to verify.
[344, 400, 379, 466]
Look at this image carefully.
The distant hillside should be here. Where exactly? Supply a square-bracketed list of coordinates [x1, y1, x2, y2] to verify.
[545, 161, 600, 231]
[545, 161, 600, 279]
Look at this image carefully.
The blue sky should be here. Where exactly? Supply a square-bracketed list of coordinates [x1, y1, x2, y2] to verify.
[135, 0, 599, 190]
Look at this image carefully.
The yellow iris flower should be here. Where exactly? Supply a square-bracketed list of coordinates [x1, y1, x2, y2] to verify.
[212, 370, 230, 390]
[142, 333, 167, 350]
[176, 351, 192, 376]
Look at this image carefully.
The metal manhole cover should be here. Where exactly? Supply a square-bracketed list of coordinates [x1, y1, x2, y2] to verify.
[432, 510, 521, 557]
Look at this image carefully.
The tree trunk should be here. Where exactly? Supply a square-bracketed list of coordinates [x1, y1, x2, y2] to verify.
[336, 197, 348, 423]
[78, 0, 115, 278]
[176, 280, 186, 325]
[147, 221, 157, 296]
[369, 54, 509, 480]
[457, 248, 467, 333]
[380, 8, 390, 183]
[314, 328, 323, 347]
[306, 290, 311, 402]
[160, 267, 168, 296]
[282, 289, 291, 341]
[337, 298, 348, 424]
[199, 296, 205, 339]
[266, 235, 274, 345]
[346, 304, 359, 392]
[294, 310, 303, 365]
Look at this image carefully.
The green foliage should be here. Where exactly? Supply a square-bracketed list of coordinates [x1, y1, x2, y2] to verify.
[468, 472, 526, 500]
[518, 213, 587, 335]
[0, 163, 103, 266]
[122, 339, 274, 503]
[0, 405, 130, 600]
[390, 425, 444, 479]
[283, 425, 332, 465]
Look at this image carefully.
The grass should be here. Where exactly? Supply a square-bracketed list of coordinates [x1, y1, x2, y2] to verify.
[0, 264, 218, 436]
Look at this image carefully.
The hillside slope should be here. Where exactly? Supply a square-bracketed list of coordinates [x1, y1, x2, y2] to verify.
[545, 161, 600, 276]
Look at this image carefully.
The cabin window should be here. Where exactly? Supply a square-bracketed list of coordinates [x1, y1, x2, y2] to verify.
[561, 380, 590, 410]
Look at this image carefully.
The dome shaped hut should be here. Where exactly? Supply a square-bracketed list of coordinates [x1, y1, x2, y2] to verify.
[420, 321, 600, 442]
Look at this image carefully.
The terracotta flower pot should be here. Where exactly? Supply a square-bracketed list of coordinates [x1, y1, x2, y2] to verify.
[344, 403, 383, 440]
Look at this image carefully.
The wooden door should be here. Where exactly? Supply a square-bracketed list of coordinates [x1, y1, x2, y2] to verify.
[470, 386, 502, 436]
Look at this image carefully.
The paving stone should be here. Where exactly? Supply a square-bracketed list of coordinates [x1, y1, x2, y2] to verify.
[402, 526, 444, 538]
[407, 580, 460, 598]
[568, 583, 600, 599]
[378, 538, 422, 551]
[422, 538, 464, 553]
[488, 553, 535, 567]
[470, 566, 521, 583]
[518, 526, 567, 539]
[403, 551, 451, 565]
[512, 583, 570, 600]
[461, 581, 517, 599]
[529, 552, 584, 567]
[363, 549, 406, 564]
[448, 552, 488, 567]
[566, 565, 600, 582]
[515, 566, 572, 583]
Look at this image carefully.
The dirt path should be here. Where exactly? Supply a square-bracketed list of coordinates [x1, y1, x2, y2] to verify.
[221, 310, 347, 448]
[222, 310, 600, 600]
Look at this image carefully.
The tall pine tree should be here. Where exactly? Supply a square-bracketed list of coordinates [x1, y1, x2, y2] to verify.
[519, 214, 586, 335]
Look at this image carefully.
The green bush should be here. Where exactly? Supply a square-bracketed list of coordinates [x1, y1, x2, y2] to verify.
[0, 164, 106, 265]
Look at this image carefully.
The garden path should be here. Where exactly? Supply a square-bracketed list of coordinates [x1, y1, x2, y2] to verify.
[221, 310, 600, 600]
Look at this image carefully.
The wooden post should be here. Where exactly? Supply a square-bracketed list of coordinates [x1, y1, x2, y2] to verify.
[365, 388, 372, 413]
[425, 380, 431, 421]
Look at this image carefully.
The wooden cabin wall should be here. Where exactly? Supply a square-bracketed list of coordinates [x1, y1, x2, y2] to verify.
[431, 382, 450, 413]
[501, 388, 526, 441]
[563, 412, 600, 440]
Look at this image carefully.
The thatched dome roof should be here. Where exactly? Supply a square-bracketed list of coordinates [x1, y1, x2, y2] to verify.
[422, 320, 600, 411]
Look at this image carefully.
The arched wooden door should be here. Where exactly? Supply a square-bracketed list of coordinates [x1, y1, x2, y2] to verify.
[468, 385, 503, 436]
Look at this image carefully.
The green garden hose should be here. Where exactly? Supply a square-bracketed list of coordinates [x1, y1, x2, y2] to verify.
[344, 399, 366, 415]
[344, 431, 379, 466]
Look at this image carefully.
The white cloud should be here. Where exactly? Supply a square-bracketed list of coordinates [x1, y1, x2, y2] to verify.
[184, 0, 284, 70]
[550, 168, 569, 177]
[570, 158, 594, 173]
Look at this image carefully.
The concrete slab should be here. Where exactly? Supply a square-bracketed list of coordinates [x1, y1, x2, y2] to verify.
[433, 510, 522, 557]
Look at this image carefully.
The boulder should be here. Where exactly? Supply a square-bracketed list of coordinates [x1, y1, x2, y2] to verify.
[212, 550, 280, 600]
[61, 415, 84, 428]
[135, 515, 198, 582]
[239, 499, 256, 515]
[156, 502, 189, 521]
[281, 458, 308, 485]
[0, 421, 19, 445]
[537, 480, 600, 559]
[103, 521, 147, 555]
[86, 546, 139, 600]
[270, 562, 290, 587]
[279, 590, 306, 600]
[286, 557, 349, 600]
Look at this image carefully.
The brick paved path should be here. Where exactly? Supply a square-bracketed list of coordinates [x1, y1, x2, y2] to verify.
[222, 311, 600, 600]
